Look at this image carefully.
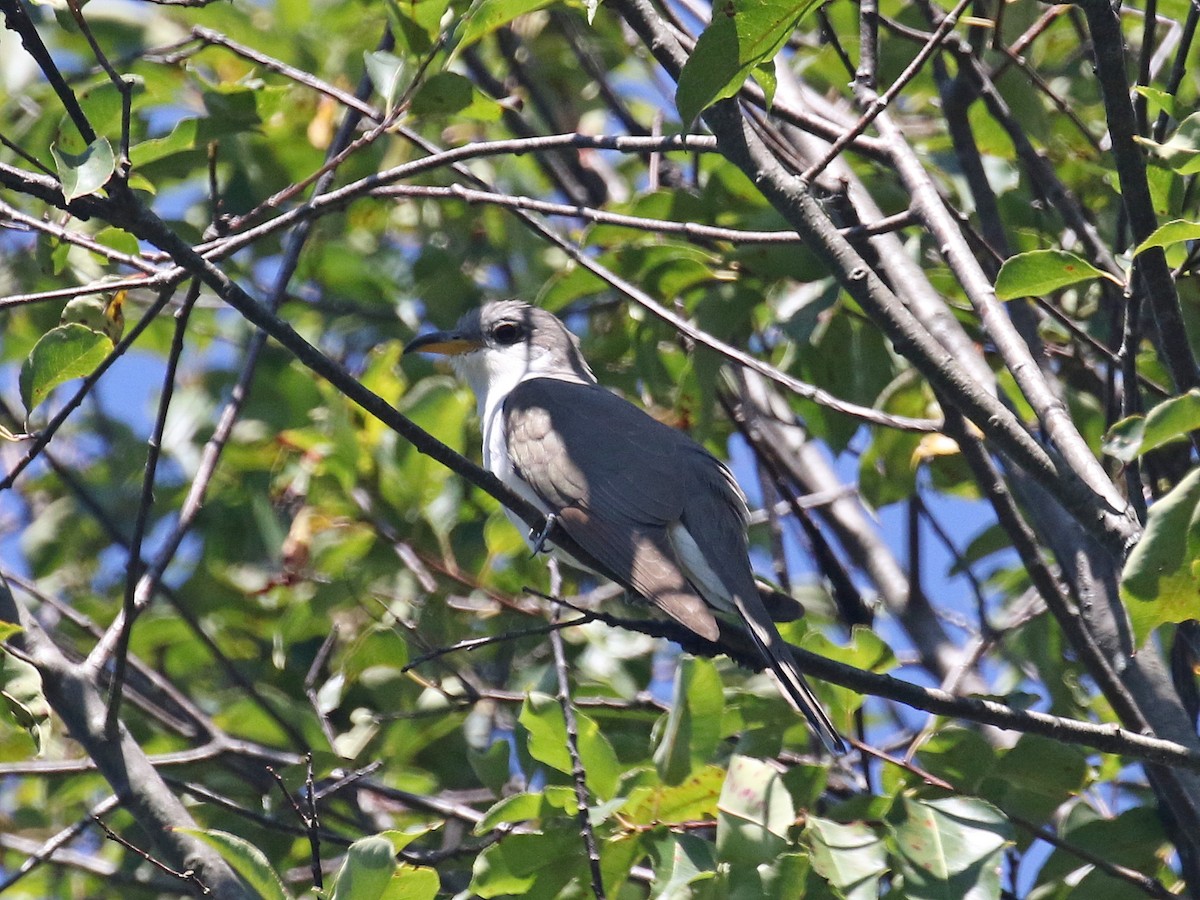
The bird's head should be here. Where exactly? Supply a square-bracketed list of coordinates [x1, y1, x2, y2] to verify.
[405, 301, 595, 402]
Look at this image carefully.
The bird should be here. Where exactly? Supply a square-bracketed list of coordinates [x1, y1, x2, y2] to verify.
[405, 300, 845, 754]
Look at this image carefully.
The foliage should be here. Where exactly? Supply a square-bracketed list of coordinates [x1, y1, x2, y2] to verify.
[0, 0, 1198, 895]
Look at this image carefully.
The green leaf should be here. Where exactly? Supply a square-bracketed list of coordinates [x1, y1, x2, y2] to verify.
[1103, 416, 1149, 463]
[716, 754, 795, 864]
[92, 227, 140, 258]
[1139, 111, 1200, 175]
[1103, 389, 1200, 462]
[675, 0, 822, 126]
[129, 118, 199, 167]
[469, 827, 580, 898]
[623, 765, 725, 826]
[519, 692, 622, 800]
[0, 640, 51, 755]
[454, 0, 558, 57]
[993, 249, 1121, 300]
[1120, 467, 1200, 646]
[410, 72, 503, 121]
[474, 792, 546, 834]
[1038, 806, 1166, 886]
[916, 728, 997, 793]
[752, 59, 777, 108]
[1133, 219, 1200, 257]
[51, 137, 115, 201]
[804, 816, 887, 900]
[330, 835, 399, 900]
[364, 50, 408, 113]
[653, 655, 724, 785]
[1134, 85, 1180, 120]
[19, 323, 113, 413]
[649, 832, 717, 897]
[374, 826, 440, 855]
[379, 864, 439, 900]
[885, 796, 1012, 900]
[175, 828, 292, 900]
[978, 734, 1088, 828]
[384, 0, 451, 53]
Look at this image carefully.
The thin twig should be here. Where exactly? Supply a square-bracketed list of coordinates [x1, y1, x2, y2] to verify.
[104, 280, 200, 734]
[0, 795, 120, 892]
[92, 815, 210, 895]
[549, 601, 606, 900]
[803, 0, 973, 183]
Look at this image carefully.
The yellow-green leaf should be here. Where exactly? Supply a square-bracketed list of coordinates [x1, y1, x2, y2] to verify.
[454, 0, 558, 57]
[675, 0, 822, 126]
[330, 835, 399, 900]
[19, 323, 113, 413]
[1103, 390, 1200, 462]
[1120, 468, 1200, 646]
[1133, 219, 1200, 258]
[994, 249, 1121, 300]
[1138, 112, 1200, 175]
[519, 692, 622, 800]
[174, 828, 292, 900]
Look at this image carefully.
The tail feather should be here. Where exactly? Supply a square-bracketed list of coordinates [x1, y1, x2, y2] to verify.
[733, 593, 847, 756]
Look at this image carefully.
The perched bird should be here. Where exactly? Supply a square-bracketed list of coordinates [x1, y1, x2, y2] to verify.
[405, 301, 844, 754]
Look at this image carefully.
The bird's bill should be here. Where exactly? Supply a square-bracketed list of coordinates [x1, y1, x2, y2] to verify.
[403, 330, 483, 356]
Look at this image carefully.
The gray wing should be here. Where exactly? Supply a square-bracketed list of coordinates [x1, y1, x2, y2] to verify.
[505, 378, 845, 754]
[503, 378, 723, 640]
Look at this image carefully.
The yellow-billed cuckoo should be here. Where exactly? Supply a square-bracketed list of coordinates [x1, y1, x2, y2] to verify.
[405, 300, 844, 754]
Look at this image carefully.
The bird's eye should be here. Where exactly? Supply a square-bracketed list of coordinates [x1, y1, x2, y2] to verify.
[492, 322, 524, 345]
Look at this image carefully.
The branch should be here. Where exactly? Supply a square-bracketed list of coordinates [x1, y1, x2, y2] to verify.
[549, 604, 606, 900]
[0, 578, 254, 899]
[547, 599, 1200, 772]
[610, 0, 1141, 562]
[1073, 0, 1200, 394]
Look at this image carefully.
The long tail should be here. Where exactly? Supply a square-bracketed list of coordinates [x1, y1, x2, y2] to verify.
[732, 592, 847, 755]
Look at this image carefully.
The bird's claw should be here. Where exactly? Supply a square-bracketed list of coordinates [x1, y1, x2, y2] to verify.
[530, 513, 558, 557]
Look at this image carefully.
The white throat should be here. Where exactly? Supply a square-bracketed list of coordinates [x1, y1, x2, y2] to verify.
[452, 344, 562, 422]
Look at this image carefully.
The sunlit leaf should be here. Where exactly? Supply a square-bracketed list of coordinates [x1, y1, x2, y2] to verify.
[454, 0, 558, 56]
[885, 796, 1012, 900]
[330, 835, 398, 900]
[0, 638, 51, 755]
[653, 655, 724, 785]
[379, 864, 440, 900]
[676, 0, 823, 126]
[365, 50, 407, 113]
[519, 692, 622, 800]
[624, 765, 725, 826]
[1133, 219, 1200, 257]
[994, 249, 1121, 300]
[175, 828, 292, 900]
[1120, 467, 1200, 646]
[805, 817, 887, 900]
[1139, 111, 1200, 175]
[51, 136, 115, 200]
[1103, 390, 1200, 462]
[1134, 85, 1180, 120]
[716, 754, 795, 864]
[19, 323, 113, 413]
[130, 118, 199, 167]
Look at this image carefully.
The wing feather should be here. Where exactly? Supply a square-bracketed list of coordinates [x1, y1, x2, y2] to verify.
[504, 378, 720, 639]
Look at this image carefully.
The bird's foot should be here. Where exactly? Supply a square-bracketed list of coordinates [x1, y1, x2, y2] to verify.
[530, 513, 558, 557]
